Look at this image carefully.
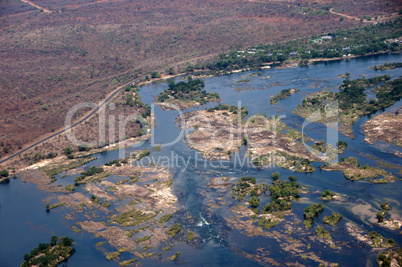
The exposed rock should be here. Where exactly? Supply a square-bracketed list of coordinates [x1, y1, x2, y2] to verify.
[207, 177, 233, 188]
[362, 112, 402, 148]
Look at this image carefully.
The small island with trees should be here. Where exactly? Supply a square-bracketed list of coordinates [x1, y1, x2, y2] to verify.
[371, 62, 402, 71]
[293, 76, 401, 138]
[155, 78, 220, 110]
[269, 88, 299, 104]
[21, 236, 75, 267]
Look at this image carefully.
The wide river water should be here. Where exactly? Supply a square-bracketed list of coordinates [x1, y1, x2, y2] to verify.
[1, 53, 401, 266]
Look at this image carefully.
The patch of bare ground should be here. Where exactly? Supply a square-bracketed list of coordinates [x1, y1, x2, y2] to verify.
[236, 248, 281, 266]
[17, 169, 54, 185]
[379, 218, 402, 231]
[16, 168, 67, 192]
[85, 184, 116, 201]
[225, 215, 277, 238]
[9, 141, 186, 263]
[78, 221, 142, 256]
[245, 117, 318, 164]
[155, 99, 200, 111]
[346, 222, 373, 246]
[207, 177, 233, 188]
[225, 211, 339, 266]
[1, 88, 151, 170]
[179, 109, 318, 170]
[362, 112, 402, 147]
[56, 192, 108, 212]
[308, 235, 341, 250]
[110, 164, 170, 183]
[69, 165, 179, 259]
[114, 183, 176, 211]
[179, 110, 243, 160]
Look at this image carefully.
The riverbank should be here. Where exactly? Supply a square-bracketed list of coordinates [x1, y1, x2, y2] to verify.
[362, 111, 402, 147]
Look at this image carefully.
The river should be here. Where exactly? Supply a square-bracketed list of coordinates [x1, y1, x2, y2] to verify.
[1, 52, 401, 266]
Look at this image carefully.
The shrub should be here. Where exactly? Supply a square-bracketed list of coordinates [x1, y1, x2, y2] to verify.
[380, 202, 391, 211]
[166, 223, 181, 237]
[249, 196, 260, 208]
[0, 169, 9, 177]
[63, 147, 73, 155]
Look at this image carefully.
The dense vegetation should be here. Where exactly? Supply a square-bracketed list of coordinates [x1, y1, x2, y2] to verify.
[377, 248, 402, 267]
[303, 203, 324, 228]
[258, 217, 279, 229]
[294, 76, 402, 137]
[321, 190, 336, 200]
[336, 141, 348, 154]
[0, 169, 9, 177]
[231, 176, 267, 203]
[157, 78, 219, 105]
[207, 104, 249, 118]
[22, 236, 74, 267]
[252, 152, 316, 173]
[369, 231, 396, 248]
[377, 202, 392, 223]
[315, 226, 331, 240]
[191, 19, 402, 76]
[105, 157, 129, 167]
[74, 166, 104, 183]
[261, 174, 300, 213]
[371, 62, 402, 71]
[333, 157, 397, 183]
[269, 89, 300, 104]
[322, 212, 342, 226]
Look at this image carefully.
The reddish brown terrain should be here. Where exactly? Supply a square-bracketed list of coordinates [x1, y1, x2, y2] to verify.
[0, 0, 400, 163]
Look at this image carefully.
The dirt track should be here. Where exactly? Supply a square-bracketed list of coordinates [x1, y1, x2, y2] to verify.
[21, 0, 52, 13]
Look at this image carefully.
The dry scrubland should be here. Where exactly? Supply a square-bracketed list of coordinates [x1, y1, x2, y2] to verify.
[362, 111, 402, 147]
[0, 0, 400, 160]
[2, 87, 151, 169]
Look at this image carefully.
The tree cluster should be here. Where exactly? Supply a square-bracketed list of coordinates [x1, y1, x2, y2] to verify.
[262, 174, 300, 213]
[157, 78, 219, 105]
[74, 166, 104, 183]
[22, 236, 74, 267]
[303, 203, 324, 228]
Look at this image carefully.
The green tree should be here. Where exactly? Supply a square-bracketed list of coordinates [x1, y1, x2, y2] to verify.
[288, 176, 298, 182]
[50, 236, 58, 246]
[249, 196, 260, 208]
[0, 169, 9, 177]
[62, 237, 74, 247]
[168, 67, 176, 75]
[376, 211, 386, 222]
[380, 202, 391, 211]
[271, 172, 280, 181]
[63, 147, 72, 155]
[151, 71, 161, 78]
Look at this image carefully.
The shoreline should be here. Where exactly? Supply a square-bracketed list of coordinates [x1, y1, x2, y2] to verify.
[1, 50, 399, 174]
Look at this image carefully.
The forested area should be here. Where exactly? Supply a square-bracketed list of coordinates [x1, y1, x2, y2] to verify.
[192, 19, 401, 75]
[157, 78, 219, 105]
[21, 236, 74, 267]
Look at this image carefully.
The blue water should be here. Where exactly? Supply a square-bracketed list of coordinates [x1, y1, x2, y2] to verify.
[1, 53, 401, 266]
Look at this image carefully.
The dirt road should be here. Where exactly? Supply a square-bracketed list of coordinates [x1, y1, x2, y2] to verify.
[21, 0, 52, 13]
[0, 53, 218, 166]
